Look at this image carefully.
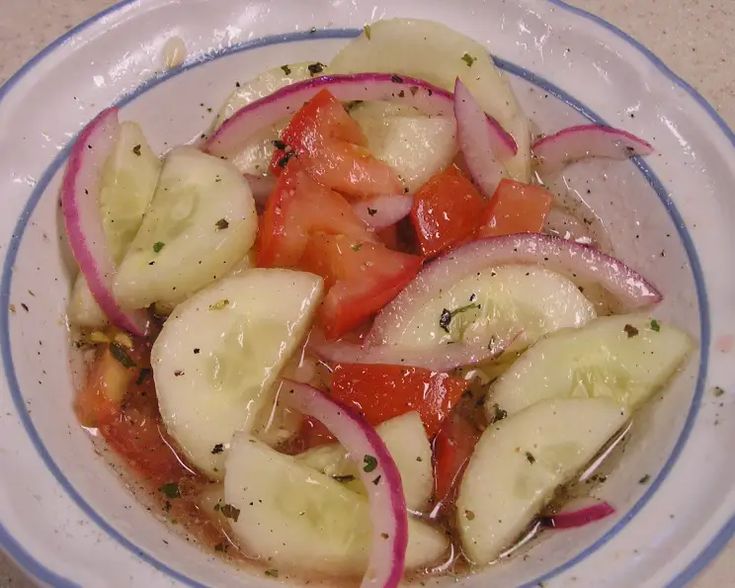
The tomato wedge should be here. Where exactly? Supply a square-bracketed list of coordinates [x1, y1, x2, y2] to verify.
[300, 233, 422, 339]
[257, 160, 375, 268]
[477, 178, 553, 238]
[410, 164, 486, 258]
[271, 89, 402, 199]
[76, 340, 189, 485]
[432, 411, 482, 507]
[330, 363, 468, 438]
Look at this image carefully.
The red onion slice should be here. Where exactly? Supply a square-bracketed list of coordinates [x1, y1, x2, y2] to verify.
[368, 233, 661, 345]
[453, 79, 513, 197]
[542, 500, 615, 529]
[281, 379, 408, 588]
[532, 124, 654, 175]
[206, 73, 454, 158]
[61, 108, 148, 336]
[353, 195, 413, 229]
[313, 335, 510, 372]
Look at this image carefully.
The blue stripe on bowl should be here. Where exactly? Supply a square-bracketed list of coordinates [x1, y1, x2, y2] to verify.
[0, 1, 728, 585]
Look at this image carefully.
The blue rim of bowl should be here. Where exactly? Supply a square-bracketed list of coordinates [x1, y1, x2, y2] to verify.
[0, 1, 729, 586]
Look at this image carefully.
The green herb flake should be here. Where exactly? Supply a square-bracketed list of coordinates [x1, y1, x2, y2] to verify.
[363, 24, 372, 39]
[264, 569, 279, 578]
[280, 64, 292, 76]
[132, 144, 142, 156]
[624, 324, 639, 338]
[351, 242, 363, 252]
[332, 474, 355, 483]
[136, 367, 152, 386]
[109, 341, 136, 369]
[650, 319, 661, 332]
[307, 62, 325, 76]
[160, 482, 181, 499]
[438, 303, 481, 333]
[525, 451, 536, 464]
[491, 403, 508, 422]
[363, 454, 378, 473]
[277, 150, 296, 168]
[219, 503, 241, 522]
[713, 386, 725, 397]
[215, 218, 229, 230]
[461, 52, 476, 67]
[638, 474, 650, 484]
[209, 299, 230, 311]
[153, 241, 165, 253]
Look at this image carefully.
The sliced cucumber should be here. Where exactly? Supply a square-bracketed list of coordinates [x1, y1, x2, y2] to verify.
[115, 147, 257, 309]
[329, 18, 531, 181]
[457, 398, 629, 564]
[296, 412, 433, 511]
[350, 101, 456, 193]
[382, 265, 596, 354]
[212, 63, 312, 175]
[68, 121, 160, 328]
[487, 314, 692, 418]
[224, 434, 449, 575]
[151, 269, 323, 479]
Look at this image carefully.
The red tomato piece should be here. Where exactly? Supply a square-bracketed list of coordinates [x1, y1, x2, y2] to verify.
[329, 363, 468, 438]
[271, 89, 402, 199]
[410, 164, 486, 258]
[300, 233, 422, 339]
[76, 341, 189, 486]
[432, 411, 482, 507]
[477, 178, 553, 238]
[256, 160, 375, 268]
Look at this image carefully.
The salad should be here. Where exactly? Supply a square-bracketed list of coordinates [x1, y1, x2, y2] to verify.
[63, 18, 693, 587]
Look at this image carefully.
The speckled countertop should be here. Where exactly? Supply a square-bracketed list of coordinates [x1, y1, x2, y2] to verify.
[0, 0, 733, 586]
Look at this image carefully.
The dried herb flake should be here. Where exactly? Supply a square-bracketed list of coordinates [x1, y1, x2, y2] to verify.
[110, 342, 136, 369]
[363, 454, 378, 473]
[461, 52, 477, 67]
[160, 482, 181, 499]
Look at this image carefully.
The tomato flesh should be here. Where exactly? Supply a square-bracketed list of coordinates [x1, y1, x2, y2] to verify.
[410, 164, 486, 258]
[477, 178, 553, 237]
[330, 363, 468, 438]
[257, 161, 375, 268]
[271, 89, 402, 199]
[432, 411, 482, 507]
[300, 233, 422, 339]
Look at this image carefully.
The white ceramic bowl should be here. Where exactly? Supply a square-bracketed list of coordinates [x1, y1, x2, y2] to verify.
[0, 1, 732, 586]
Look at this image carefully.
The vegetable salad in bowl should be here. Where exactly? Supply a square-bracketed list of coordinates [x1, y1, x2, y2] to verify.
[63, 18, 693, 587]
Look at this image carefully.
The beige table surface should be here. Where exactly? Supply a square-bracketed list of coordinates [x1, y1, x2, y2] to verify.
[0, 0, 733, 586]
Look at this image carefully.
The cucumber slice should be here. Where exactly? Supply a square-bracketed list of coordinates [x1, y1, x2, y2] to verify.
[212, 63, 312, 175]
[350, 101, 456, 193]
[382, 265, 596, 353]
[115, 147, 257, 309]
[457, 398, 629, 564]
[224, 434, 450, 575]
[329, 18, 531, 181]
[487, 314, 692, 418]
[151, 269, 323, 479]
[68, 121, 160, 328]
[296, 412, 433, 511]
